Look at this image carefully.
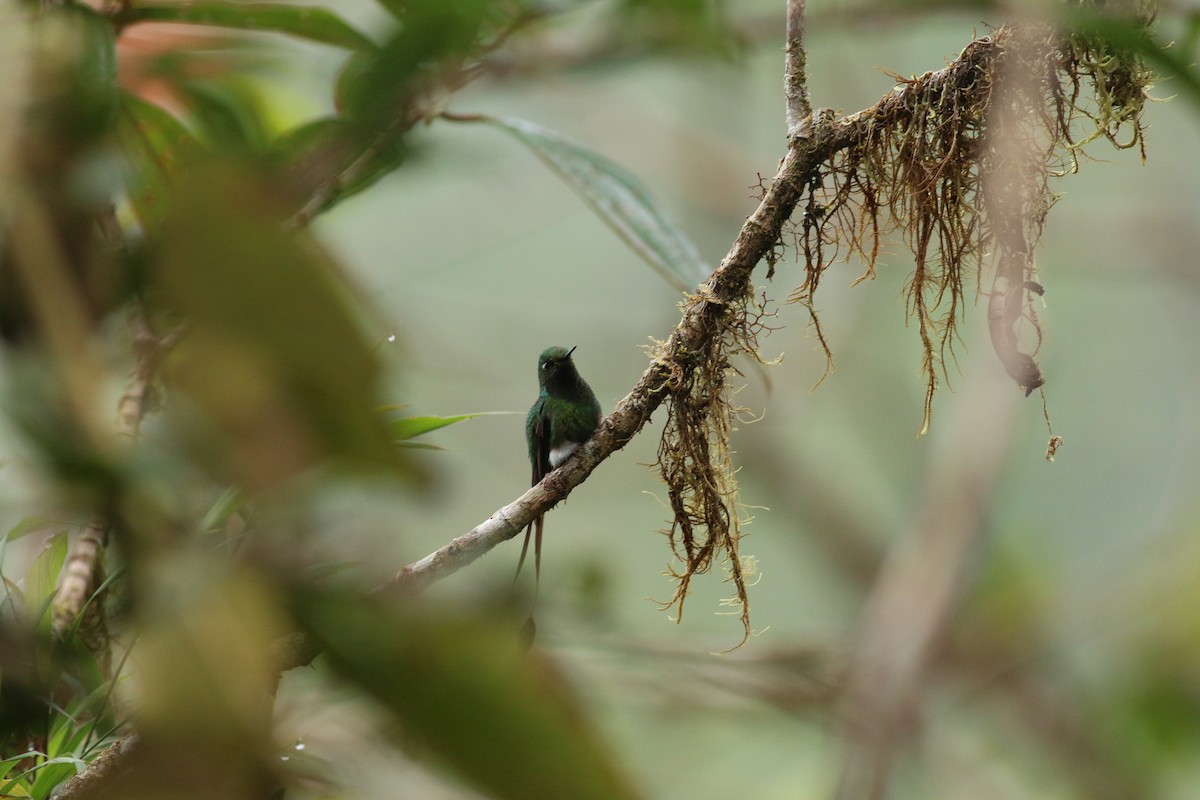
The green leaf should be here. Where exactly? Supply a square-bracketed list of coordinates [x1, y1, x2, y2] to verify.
[200, 487, 245, 533]
[467, 115, 707, 292]
[115, 3, 376, 52]
[176, 79, 269, 152]
[388, 412, 505, 441]
[0, 522, 51, 608]
[24, 532, 68, 634]
[394, 440, 443, 451]
[31, 5, 120, 142]
[268, 117, 406, 215]
[3, 517, 54, 544]
[0, 774, 31, 798]
[117, 93, 202, 231]
[28, 757, 81, 800]
[336, 0, 491, 124]
[295, 592, 642, 800]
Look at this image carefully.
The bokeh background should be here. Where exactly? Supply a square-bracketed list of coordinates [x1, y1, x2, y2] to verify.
[316, 4, 1200, 797]
[3, 1, 1198, 798]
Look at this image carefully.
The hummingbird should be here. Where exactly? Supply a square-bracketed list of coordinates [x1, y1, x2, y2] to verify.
[515, 346, 602, 593]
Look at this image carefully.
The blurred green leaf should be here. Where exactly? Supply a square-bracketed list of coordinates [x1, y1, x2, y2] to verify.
[30, 5, 120, 144]
[296, 592, 642, 800]
[152, 162, 414, 486]
[389, 412, 504, 442]
[117, 93, 202, 231]
[115, 3, 376, 52]
[2, 517, 54, 544]
[1181, 12, 1200, 56]
[466, 114, 708, 292]
[392, 440, 443, 450]
[0, 773, 31, 798]
[119, 559, 284, 798]
[1126, 664, 1200, 755]
[268, 117, 406, 215]
[28, 757, 81, 800]
[24, 533, 67, 635]
[336, 0, 491, 124]
[200, 487, 245, 533]
[615, 0, 739, 55]
[176, 79, 270, 151]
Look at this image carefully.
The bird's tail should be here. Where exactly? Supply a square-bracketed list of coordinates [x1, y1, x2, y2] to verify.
[512, 515, 544, 650]
[512, 515, 544, 603]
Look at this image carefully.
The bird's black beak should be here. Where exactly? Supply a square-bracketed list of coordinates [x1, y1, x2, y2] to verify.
[566, 345, 577, 358]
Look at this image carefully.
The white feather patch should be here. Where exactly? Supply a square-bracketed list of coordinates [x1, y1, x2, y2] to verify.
[549, 441, 580, 468]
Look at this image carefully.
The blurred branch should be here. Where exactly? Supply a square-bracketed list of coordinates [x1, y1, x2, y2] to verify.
[832, 368, 1019, 800]
[50, 313, 182, 641]
[51, 516, 108, 639]
[739, 427, 883, 587]
[830, 31, 1072, 785]
[742, 414, 1155, 796]
[971, 667, 1153, 800]
[562, 635, 845, 717]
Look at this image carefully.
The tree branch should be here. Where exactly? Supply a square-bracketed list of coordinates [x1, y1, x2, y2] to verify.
[381, 27, 1016, 600]
[64, 23, 1025, 789]
[383, 142, 826, 595]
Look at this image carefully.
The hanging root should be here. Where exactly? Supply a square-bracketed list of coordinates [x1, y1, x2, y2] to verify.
[653, 289, 773, 646]
[647, 5, 1155, 641]
[786, 9, 1153, 434]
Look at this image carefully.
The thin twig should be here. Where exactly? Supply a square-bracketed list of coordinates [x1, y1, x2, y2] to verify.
[785, 0, 814, 138]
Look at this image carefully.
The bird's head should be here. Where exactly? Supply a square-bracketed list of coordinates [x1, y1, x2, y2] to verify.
[537, 345, 578, 388]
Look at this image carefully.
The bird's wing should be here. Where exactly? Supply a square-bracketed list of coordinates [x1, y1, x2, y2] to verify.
[515, 404, 551, 590]
[530, 409, 551, 486]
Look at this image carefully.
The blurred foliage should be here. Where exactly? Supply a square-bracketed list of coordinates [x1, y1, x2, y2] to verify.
[0, 0, 1195, 799]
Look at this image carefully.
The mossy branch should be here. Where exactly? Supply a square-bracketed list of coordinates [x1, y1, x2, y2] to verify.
[383, 132, 823, 592]
[386, 13, 1152, 642]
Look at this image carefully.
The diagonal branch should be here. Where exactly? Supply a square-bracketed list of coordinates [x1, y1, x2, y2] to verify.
[832, 366, 1020, 800]
[384, 140, 826, 596]
[381, 27, 1016, 600]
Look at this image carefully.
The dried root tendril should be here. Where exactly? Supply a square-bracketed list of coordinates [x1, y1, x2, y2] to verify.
[786, 11, 1152, 435]
[652, 291, 773, 646]
[648, 6, 1153, 642]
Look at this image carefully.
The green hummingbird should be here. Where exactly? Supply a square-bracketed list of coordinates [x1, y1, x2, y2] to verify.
[516, 345, 602, 591]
